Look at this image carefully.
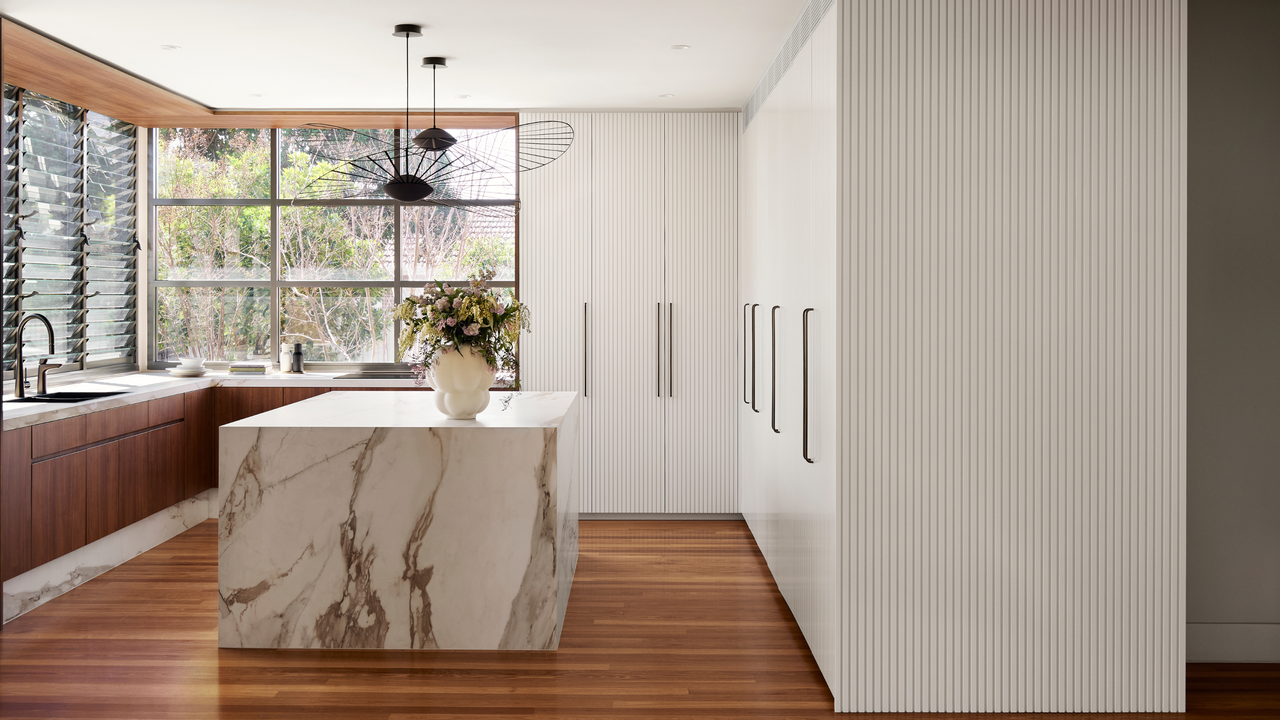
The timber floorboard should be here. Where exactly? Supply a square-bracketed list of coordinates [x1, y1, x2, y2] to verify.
[0, 519, 1275, 719]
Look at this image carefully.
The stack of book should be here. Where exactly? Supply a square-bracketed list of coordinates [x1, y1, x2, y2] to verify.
[228, 362, 269, 375]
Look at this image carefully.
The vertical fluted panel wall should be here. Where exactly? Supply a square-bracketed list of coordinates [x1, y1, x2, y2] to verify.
[837, 0, 1186, 712]
[664, 113, 739, 513]
[590, 114, 667, 513]
[518, 112, 593, 508]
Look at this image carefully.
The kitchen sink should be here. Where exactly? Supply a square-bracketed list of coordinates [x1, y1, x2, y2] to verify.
[5, 390, 130, 403]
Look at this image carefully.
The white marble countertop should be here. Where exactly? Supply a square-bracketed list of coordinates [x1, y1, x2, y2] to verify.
[0, 370, 439, 432]
[224, 390, 577, 429]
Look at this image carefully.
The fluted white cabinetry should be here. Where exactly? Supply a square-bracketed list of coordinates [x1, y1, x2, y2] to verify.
[663, 113, 738, 513]
[589, 114, 667, 512]
[520, 112, 738, 514]
[518, 112, 593, 507]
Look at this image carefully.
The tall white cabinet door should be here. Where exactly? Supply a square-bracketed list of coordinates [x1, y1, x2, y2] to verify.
[518, 112, 592, 506]
[589, 114, 666, 513]
[663, 113, 739, 513]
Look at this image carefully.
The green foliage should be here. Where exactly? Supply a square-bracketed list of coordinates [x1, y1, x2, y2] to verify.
[154, 128, 516, 364]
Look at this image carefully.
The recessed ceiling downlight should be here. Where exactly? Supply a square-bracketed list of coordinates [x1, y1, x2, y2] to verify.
[659, 94, 676, 98]
[457, 94, 471, 99]
[670, 44, 691, 50]
[159, 44, 181, 50]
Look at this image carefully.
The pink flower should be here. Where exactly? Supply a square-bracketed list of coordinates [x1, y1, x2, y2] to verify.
[437, 322, 446, 331]
[446, 317, 457, 326]
[463, 323, 480, 336]
[453, 297, 464, 308]
[436, 298, 448, 310]
[494, 303, 506, 315]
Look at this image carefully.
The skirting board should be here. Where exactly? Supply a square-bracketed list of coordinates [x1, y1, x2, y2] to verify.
[580, 513, 743, 521]
[1188, 623, 1280, 663]
[2, 488, 218, 623]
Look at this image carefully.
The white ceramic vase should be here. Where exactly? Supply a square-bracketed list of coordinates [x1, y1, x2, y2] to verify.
[429, 344, 495, 420]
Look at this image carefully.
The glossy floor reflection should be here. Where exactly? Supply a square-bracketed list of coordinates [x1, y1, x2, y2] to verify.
[0, 519, 1276, 718]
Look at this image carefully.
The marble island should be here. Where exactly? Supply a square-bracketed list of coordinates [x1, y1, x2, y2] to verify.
[217, 391, 579, 650]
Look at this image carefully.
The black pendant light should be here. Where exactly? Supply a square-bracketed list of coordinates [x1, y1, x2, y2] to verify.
[414, 57, 457, 152]
[293, 23, 576, 210]
[383, 24, 434, 202]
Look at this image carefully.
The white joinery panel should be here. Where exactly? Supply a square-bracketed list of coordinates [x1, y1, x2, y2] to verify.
[836, 0, 1186, 712]
[663, 112, 739, 513]
[739, 6, 842, 700]
[589, 113, 666, 513]
[518, 112, 592, 509]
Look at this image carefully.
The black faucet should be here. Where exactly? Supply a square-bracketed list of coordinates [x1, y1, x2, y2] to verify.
[13, 314, 61, 398]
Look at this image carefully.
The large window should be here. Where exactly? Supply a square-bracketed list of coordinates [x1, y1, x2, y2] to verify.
[149, 125, 517, 368]
[2, 85, 139, 385]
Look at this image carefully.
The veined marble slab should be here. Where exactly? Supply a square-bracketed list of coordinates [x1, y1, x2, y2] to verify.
[218, 391, 579, 650]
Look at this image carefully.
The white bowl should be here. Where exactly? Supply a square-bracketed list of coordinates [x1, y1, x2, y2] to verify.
[178, 357, 205, 369]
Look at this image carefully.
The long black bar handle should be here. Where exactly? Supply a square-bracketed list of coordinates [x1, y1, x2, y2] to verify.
[750, 304, 760, 413]
[583, 302, 588, 398]
[657, 302, 662, 398]
[668, 303, 673, 398]
[771, 305, 780, 433]
[802, 308, 815, 463]
[743, 303, 750, 404]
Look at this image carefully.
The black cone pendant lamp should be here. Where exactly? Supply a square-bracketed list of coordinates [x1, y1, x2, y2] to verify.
[383, 24, 434, 202]
[414, 57, 457, 152]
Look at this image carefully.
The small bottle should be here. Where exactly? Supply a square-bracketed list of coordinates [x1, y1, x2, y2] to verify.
[291, 343, 304, 373]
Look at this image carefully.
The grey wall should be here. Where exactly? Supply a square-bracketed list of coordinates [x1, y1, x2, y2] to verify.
[1188, 0, 1280, 662]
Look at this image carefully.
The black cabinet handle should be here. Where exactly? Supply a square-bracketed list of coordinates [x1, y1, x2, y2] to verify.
[656, 302, 662, 398]
[668, 303, 673, 398]
[583, 302, 588, 398]
[743, 303, 750, 404]
[751, 304, 759, 413]
[771, 305, 780, 433]
[803, 308, 815, 463]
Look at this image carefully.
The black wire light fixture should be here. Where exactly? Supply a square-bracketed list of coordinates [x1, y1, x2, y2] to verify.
[292, 23, 574, 214]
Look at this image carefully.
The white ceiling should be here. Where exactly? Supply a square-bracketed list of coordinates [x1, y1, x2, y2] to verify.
[0, 0, 807, 111]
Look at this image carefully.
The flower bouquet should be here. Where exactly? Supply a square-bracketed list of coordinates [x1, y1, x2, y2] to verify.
[394, 268, 530, 392]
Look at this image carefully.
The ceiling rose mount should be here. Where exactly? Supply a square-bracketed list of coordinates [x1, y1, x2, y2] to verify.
[416, 56, 456, 152]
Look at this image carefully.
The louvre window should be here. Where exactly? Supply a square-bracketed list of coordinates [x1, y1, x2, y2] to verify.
[1, 85, 138, 385]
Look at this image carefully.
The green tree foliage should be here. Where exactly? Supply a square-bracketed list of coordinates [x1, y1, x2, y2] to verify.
[154, 128, 516, 364]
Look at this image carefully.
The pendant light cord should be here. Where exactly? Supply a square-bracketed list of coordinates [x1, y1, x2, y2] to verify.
[433, 64, 438, 129]
[405, 33, 410, 166]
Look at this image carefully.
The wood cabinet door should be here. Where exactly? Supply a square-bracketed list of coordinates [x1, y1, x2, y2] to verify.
[31, 450, 87, 566]
[282, 387, 329, 405]
[184, 388, 215, 498]
[147, 423, 185, 516]
[85, 442, 122, 544]
[1, 427, 33, 581]
[118, 431, 151, 528]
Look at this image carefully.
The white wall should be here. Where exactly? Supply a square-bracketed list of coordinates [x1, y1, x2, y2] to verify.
[835, 0, 1186, 712]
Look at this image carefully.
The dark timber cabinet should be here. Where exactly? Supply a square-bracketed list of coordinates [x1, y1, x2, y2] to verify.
[1, 383, 404, 583]
[1, 393, 200, 582]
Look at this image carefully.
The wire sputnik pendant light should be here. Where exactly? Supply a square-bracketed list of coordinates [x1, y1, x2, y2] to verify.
[293, 23, 576, 211]
[382, 24, 433, 202]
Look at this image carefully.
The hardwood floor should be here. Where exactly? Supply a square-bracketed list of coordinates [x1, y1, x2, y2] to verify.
[0, 520, 1276, 719]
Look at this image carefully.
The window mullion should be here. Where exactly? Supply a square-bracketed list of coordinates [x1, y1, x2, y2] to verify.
[270, 128, 281, 366]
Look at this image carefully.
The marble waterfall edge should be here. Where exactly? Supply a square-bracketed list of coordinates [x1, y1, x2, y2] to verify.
[217, 391, 579, 650]
[3, 488, 218, 623]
